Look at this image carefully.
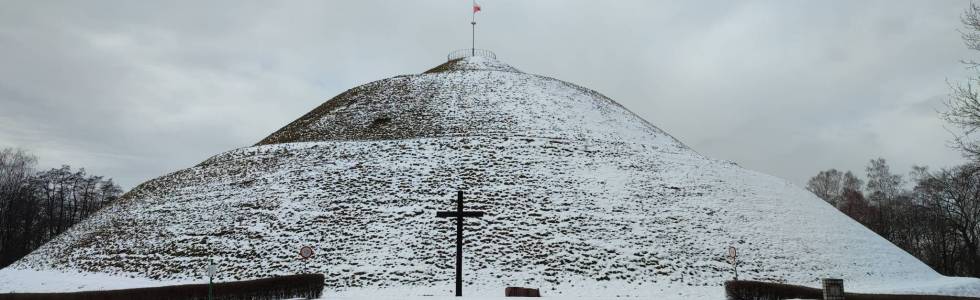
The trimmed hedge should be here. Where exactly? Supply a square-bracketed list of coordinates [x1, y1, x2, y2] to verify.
[725, 280, 980, 300]
[725, 280, 821, 300]
[0, 273, 324, 300]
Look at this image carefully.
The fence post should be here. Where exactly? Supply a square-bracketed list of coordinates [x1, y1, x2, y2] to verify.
[822, 278, 844, 300]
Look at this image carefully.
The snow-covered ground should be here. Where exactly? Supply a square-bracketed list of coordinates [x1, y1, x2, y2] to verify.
[2, 56, 979, 298]
[0, 268, 719, 298]
[0, 269, 187, 293]
[0, 267, 722, 299]
[1, 267, 977, 299]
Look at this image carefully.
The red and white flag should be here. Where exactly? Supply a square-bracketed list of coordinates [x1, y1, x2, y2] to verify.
[473, 1, 481, 13]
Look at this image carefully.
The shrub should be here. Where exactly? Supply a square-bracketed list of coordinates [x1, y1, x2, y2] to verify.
[0, 273, 324, 300]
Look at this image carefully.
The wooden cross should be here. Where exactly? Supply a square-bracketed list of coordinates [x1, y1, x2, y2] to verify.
[435, 191, 485, 297]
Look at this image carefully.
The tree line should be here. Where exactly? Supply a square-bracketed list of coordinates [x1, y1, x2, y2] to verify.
[0, 148, 123, 268]
[806, 159, 980, 277]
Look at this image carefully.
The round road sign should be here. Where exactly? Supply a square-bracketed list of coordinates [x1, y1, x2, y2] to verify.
[300, 246, 314, 259]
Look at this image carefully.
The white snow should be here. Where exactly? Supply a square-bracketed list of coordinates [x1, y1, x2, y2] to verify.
[0, 269, 191, 293]
[2, 56, 978, 298]
[0, 267, 975, 298]
[0, 267, 722, 298]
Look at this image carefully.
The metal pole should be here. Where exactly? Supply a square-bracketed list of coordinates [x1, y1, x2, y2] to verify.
[208, 258, 214, 300]
[471, 0, 475, 56]
[455, 191, 463, 297]
[734, 259, 739, 280]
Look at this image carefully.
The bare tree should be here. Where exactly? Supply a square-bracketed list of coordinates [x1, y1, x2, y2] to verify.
[807, 169, 844, 205]
[946, 2, 980, 160]
[864, 158, 903, 238]
[0, 147, 123, 268]
[838, 188, 874, 225]
[0, 149, 37, 266]
[842, 171, 863, 193]
[917, 166, 980, 276]
[866, 158, 903, 200]
[807, 169, 870, 221]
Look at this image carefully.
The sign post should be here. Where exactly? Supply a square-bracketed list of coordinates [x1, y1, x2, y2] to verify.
[300, 246, 314, 259]
[207, 260, 215, 300]
[300, 245, 314, 275]
[727, 246, 738, 280]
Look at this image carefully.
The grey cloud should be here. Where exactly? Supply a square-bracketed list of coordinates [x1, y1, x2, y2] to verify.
[0, 0, 974, 188]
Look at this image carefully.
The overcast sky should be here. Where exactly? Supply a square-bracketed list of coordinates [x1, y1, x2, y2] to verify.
[0, 1, 976, 189]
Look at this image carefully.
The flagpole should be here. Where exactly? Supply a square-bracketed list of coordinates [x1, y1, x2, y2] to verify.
[471, 0, 476, 56]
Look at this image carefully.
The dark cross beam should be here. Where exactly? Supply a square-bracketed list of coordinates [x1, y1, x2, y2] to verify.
[435, 191, 485, 297]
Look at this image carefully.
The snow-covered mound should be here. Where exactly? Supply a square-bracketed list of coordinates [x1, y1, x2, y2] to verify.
[4, 56, 979, 297]
[258, 56, 681, 148]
